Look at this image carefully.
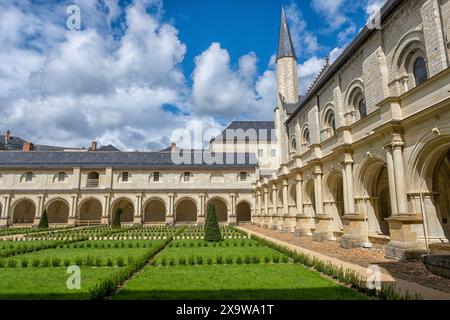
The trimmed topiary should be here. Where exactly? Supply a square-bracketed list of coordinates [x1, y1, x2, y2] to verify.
[204, 204, 222, 242]
[38, 210, 49, 229]
[112, 208, 122, 228]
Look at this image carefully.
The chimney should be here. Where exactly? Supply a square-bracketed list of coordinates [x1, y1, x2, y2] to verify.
[5, 130, 11, 143]
[170, 142, 177, 152]
[90, 141, 97, 151]
[23, 142, 34, 152]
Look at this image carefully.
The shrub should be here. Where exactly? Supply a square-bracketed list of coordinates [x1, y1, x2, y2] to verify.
[244, 255, 252, 264]
[264, 256, 270, 264]
[207, 257, 213, 265]
[236, 256, 243, 265]
[75, 257, 83, 267]
[226, 256, 234, 265]
[216, 255, 223, 265]
[7, 259, 17, 268]
[188, 256, 195, 265]
[282, 255, 289, 264]
[0, 260, 5, 268]
[161, 257, 167, 267]
[117, 257, 125, 267]
[38, 210, 49, 229]
[196, 256, 204, 265]
[85, 256, 94, 266]
[51, 257, 61, 267]
[272, 256, 280, 264]
[169, 258, 175, 266]
[204, 204, 222, 242]
[179, 257, 187, 265]
[251, 256, 260, 264]
[106, 258, 113, 267]
[64, 258, 71, 267]
[20, 259, 29, 268]
[41, 258, 50, 267]
[32, 258, 41, 267]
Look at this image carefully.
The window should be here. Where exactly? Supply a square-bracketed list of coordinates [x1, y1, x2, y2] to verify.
[25, 172, 33, 182]
[58, 172, 65, 182]
[87, 172, 100, 188]
[271, 149, 276, 157]
[291, 138, 297, 151]
[153, 172, 160, 182]
[240, 172, 247, 181]
[258, 149, 264, 157]
[325, 110, 336, 135]
[413, 57, 428, 86]
[358, 98, 367, 118]
[303, 128, 310, 148]
[184, 172, 191, 182]
[121, 172, 129, 182]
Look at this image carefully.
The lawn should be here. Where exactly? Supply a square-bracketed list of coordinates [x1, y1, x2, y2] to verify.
[0, 267, 119, 299]
[114, 264, 367, 300]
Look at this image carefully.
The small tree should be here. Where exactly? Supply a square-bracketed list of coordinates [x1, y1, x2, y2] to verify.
[204, 204, 222, 242]
[112, 208, 122, 228]
[38, 210, 49, 229]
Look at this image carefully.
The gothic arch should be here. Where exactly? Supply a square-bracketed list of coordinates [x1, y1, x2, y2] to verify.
[111, 197, 135, 223]
[206, 197, 229, 222]
[12, 198, 36, 225]
[288, 183, 296, 206]
[323, 169, 345, 230]
[144, 198, 166, 223]
[303, 179, 316, 217]
[175, 198, 198, 223]
[345, 79, 366, 120]
[45, 198, 70, 224]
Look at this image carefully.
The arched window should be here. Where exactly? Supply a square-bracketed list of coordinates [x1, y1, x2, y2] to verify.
[302, 128, 310, 151]
[291, 138, 297, 152]
[413, 57, 427, 86]
[324, 110, 336, 136]
[358, 98, 367, 118]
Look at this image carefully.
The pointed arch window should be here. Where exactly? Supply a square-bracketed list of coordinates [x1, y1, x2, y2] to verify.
[324, 109, 336, 138]
[358, 98, 367, 119]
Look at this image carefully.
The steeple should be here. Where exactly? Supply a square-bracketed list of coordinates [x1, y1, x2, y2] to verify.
[277, 6, 297, 61]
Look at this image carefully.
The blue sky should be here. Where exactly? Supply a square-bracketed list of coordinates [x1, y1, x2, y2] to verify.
[0, 0, 385, 150]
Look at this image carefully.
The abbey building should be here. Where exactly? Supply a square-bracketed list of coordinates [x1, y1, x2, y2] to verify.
[0, 0, 449, 260]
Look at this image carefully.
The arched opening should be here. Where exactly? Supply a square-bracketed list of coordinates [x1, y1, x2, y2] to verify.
[358, 159, 391, 236]
[302, 128, 310, 152]
[412, 137, 450, 242]
[112, 199, 134, 224]
[236, 202, 251, 223]
[303, 180, 316, 217]
[13, 199, 35, 225]
[175, 199, 197, 223]
[144, 199, 166, 223]
[413, 57, 428, 87]
[46, 200, 69, 224]
[323, 109, 336, 139]
[206, 198, 228, 223]
[325, 172, 345, 231]
[87, 172, 100, 188]
[358, 98, 367, 119]
[78, 199, 102, 225]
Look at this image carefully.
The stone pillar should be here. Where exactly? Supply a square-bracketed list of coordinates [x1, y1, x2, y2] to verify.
[341, 164, 349, 214]
[166, 193, 175, 224]
[295, 174, 303, 215]
[198, 193, 206, 225]
[229, 193, 237, 225]
[263, 186, 269, 228]
[282, 179, 290, 232]
[257, 190, 262, 224]
[386, 136, 427, 260]
[272, 184, 278, 230]
[101, 195, 110, 225]
[344, 159, 355, 214]
[33, 196, 44, 226]
[0, 195, 10, 226]
[67, 195, 77, 226]
[314, 166, 324, 215]
[133, 194, 143, 225]
[385, 146, 399, 215]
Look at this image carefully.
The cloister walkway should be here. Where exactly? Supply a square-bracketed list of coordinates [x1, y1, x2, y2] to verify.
[239, 225, 450, 300]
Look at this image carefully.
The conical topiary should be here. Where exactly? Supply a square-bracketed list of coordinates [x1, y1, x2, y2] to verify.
[38, 210, 49, 229]
[204, 204, 222, 242]
[112, 208, 122, 228]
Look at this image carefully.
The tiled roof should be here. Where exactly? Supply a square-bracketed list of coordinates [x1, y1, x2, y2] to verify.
[212, 121, 276, 143]
[0, 151, 257, 169]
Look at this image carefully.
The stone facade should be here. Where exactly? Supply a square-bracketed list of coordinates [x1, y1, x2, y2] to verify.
[252, 0, 450, 260]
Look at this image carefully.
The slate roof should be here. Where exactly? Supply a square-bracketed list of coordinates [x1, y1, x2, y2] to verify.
[0, 151, 257, 169]
[277, 7, 297, 61]
[96, 145, 120, 152]
[211, 121, 276, 143]
[0, 135, 27, 151]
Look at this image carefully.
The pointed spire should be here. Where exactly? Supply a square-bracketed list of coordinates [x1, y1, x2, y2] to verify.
[277, 6, 297, 61]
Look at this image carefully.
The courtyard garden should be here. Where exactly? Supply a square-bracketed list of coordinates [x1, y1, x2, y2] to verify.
[0, 223, 414, 300]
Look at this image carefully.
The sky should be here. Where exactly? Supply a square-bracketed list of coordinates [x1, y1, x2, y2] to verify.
[0, 0, 385, 151]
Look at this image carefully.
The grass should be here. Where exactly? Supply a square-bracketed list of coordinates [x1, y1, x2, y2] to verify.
[114, 264, 367, 300]
[0, 267, 120, 300]
[5, 241, 164, 266]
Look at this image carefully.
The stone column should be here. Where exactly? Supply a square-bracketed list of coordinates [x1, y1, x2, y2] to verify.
[314, 167, 324, 215]
[33, 196, 44, 226]
[257, 190, 262, 224]
[263, 186, 269, 228]
[101, 195, 110, 225]
[341, 164, 349, 214]
[392, 139, 409, 215]
[198, 193, 206, 225]
[282, 179, 289, 216]
[295, 174, 303, 215]
[0, 196, 10, 226]
[385, 146, 398, 215]
[133, 194, 143, 225]
[272, 184, 278, 230]
[67, 195, 77, 226]
[344, 159, 355, 214]
[166, 193, 175, 224]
